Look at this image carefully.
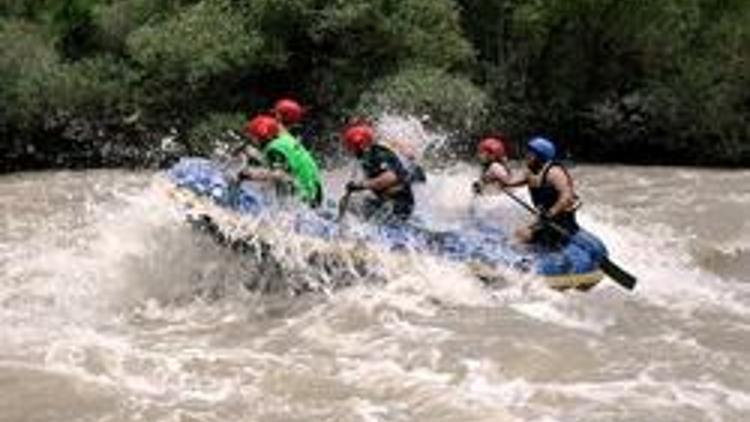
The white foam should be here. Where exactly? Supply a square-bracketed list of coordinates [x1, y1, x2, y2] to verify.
[4, 148, 750, 422]
[374, 114, 436, 160]
[580, 204, 750, 318]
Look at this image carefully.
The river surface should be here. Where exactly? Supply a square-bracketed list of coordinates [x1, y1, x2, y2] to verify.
[1, 164, 750, 422]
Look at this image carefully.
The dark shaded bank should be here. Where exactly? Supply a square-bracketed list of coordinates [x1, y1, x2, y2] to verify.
[0, 135, 173, 173]
[3, 119, 749, 174]
[574, 138, 750, 168]
[558, 123, 750, 168]
[0, 118, 182, 173]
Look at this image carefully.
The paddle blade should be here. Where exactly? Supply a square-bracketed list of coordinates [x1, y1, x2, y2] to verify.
[600, 257, 637, 290]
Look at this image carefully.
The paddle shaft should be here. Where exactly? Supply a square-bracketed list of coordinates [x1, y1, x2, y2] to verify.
[499, 188, 637, 291]
[337, 190, 353, 223]
[337, 165, 365, 223]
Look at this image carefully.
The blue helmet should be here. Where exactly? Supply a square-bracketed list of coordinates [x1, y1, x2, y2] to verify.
[527, 137, 556, 162]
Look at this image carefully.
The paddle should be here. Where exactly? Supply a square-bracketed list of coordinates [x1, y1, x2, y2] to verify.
[336, 189, 353, 223]
[337, 162, 368, 223]
[499, 187, 637, 291]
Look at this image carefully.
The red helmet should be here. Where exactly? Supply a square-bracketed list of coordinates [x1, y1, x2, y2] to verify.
[342, 124, 375, 153]
[273, 98, 303, 125]
[478, 137, 507, 160]
[245, 115, 280, 143]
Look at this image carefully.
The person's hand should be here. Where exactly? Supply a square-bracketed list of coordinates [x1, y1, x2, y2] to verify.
[538, 210, 553, 224]
[272, 170, 294, 184]
[471, 180, 483, 195]
[346, 180, 366, 192]
[237, 170, 251, 180]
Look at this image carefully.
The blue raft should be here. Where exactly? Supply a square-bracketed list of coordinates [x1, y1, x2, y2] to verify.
[165, 158, 608, 291]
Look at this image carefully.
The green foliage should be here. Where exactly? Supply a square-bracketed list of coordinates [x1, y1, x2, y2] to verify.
[40, 0, 101, 57]
[460, 0, 750, 163]
[0, 0, 50, 19]
[603, 0, 750, 163]
[0, 19, 60, 128]
[0, 18, 133, 134]
[305, 0, 472, 67]
[185, 112, 247, 156]
[358, 66, 488, 140]
[382, 0, 473, 69]
[47, 55, 135, 116]
[127, 0, 268, 93]
[92, 0, 185, 52]
[3, 0, 750, 167]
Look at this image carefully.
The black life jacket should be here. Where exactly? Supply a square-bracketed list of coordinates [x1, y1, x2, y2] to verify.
[529, 162, 575, 212]
[528, 162, 580, 246]
[359, 144, 414, 218]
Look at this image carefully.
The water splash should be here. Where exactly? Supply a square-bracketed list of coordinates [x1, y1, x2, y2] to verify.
[3, 159, 750, 422]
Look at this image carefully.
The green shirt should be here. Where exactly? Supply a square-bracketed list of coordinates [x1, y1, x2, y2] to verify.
[263, 131, 322, 205]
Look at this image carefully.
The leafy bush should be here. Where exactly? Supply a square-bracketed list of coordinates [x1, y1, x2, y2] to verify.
[358, 66, 488, 154]
[460, 0, 750, 164]
[126, 0, 268, 107]
[385, 0, 473, 69]
[3, 0, 750, 168]
[0, 19, 60, 128]
[49, 55, 136, 116]
[0, 0, 49, 19]
[92, 0, 183, 52]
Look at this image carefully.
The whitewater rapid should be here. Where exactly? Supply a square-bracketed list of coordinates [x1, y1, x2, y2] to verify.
[1, 163, 750, 422]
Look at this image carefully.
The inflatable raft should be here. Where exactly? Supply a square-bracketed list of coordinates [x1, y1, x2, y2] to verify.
[163, 158, 608, 291]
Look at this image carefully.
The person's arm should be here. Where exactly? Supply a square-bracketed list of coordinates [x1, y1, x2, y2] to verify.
[474, 163, 508, 195]
[482, 162, 512, 185]
[474, 165, 526, 195]
[350, 147, 406, 192]
[240, 167, 292, 183]
[237, 145, 265, 166]
[226, 129, 265, 165]
[347, 169, 400, 193]
[240, 149, 293, 183]
[544, 167, 576, 217]
[364, 170, 399, 191]
[502, 170, 529, 188]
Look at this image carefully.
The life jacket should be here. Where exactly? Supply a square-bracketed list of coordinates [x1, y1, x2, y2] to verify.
[361, 144, 410, 187]
[528, 162, 580, 246]
[529, 162, 579, 213]
[263, 131, 322, 205]
[359, 144, 415, 218]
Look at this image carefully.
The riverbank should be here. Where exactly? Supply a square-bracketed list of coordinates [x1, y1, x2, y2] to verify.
[0, 126, 182, 173]
[3, 129, 749, 174]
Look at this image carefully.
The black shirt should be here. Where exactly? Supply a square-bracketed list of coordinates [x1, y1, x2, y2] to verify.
[358, 144, 414, 220]
[360, 144, 411, 184]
